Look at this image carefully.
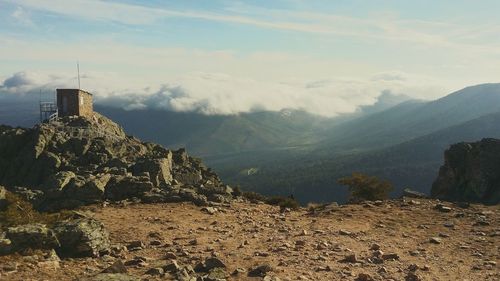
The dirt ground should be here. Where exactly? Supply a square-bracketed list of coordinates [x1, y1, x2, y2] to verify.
[0, 198, 498, 281]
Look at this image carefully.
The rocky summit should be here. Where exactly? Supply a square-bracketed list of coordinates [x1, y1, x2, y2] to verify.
[0, 114, 499, 281]
[0, 113, 234, 211]
[432, 138, 500, 205]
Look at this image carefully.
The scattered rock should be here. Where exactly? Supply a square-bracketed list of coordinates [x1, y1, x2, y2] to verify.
[405, 272, 423, 281]
[340, 254, 358, 263]
[126, 240, 145, 251]
[339, 229, 352, 236]
[295, 240, 306, 247]
[201, 207, 218, 215]
[381, 253, 400, 261]
[149, 240, 162, 246]
[124, 257, 148, 267]
[429, 237, 442, 244]
[232, 268, 246, 275]
[77, 273, 141, 281]
[473, 220, 490, 226]
[355, 273, 374, 281]
[164, 260, 181, 272]
[195, 257, 226, 272]
[434, 204, 452, 213]
[443, 221, 454, 228]
[248, 264, 273, 277]
[145, 267, 164, 276]
[102, 260, 127, 274]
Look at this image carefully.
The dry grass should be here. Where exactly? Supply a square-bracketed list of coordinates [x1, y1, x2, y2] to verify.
[0, 192, 71, 229]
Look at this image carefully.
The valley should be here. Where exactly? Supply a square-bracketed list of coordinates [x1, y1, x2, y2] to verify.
[97, 84, 500, 204]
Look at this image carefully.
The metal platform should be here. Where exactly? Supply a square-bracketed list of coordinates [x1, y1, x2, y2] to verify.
[40, 101, 58, 123]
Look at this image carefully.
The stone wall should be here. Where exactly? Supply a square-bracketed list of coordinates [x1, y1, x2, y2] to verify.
[78, 91, 93, 118]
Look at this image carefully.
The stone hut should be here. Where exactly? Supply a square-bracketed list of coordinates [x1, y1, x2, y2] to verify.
[56, 89, 93, 118]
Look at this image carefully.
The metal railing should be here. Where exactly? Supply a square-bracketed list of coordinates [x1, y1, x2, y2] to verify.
[40, 102, 58, 123]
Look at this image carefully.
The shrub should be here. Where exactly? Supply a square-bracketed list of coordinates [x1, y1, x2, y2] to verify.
[306, 202, 325, 213]
[242, 191, 300, 210]
[266, 196, 300, 210]
[242, 191, 267, 202]
[0, 192, 71, 228]
[337, 172, 393, 202]
[232, 185, 242, 197]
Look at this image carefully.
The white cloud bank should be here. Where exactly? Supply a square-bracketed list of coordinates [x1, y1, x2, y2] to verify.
[1, 70, 446, 117]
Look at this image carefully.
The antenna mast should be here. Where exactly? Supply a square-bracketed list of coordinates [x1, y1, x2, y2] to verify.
[77, 61, 81, 89]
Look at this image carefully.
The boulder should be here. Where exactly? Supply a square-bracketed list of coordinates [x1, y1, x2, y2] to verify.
[6, 223, 60, 251]
[105, 176, 154, 201]
[43, 171, 76, 191]
[173, 169, 203, 186]
[64, 174, 111, 202]
[179, 188, 208, 206]
[248, 264, 273, 277]
[102, 260, 127, 274]
[194, 257, 226, 272]
[432, 138, 500, 204]
[0, 232, 13, 254]
[403, 188, 428, 199]
[172, 148, 189, 166]
[53, 217, 111, 257]
[132, 156, 173, 187]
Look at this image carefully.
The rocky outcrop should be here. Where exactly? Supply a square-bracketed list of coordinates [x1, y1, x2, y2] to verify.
[0, 113, 234, 210]
[431, 138, 500, 204]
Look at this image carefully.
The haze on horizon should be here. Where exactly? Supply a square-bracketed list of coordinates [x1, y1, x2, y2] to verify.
[1, 0, 499, 117]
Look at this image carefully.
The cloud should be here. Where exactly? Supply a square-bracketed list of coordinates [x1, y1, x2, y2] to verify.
[3, 72, 37, 88]
[371, 71, 408, 82]
[0, 71, 73, 96]
[11, 6, 34, 26]
[1, 70, 447, 118]
[8, 0, 500, 53]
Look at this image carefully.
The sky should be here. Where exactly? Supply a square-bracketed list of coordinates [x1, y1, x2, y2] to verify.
[0, 0, 499, 118]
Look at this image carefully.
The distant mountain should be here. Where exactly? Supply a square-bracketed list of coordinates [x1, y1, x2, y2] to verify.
[96, 106, 329, 156]
[318, 83, 500, 152]
[0, 98, 39, 127]
[358, 91, 413, 115]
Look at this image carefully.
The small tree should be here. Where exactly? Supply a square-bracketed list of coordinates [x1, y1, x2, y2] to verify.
[338, 172, 393, 202]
